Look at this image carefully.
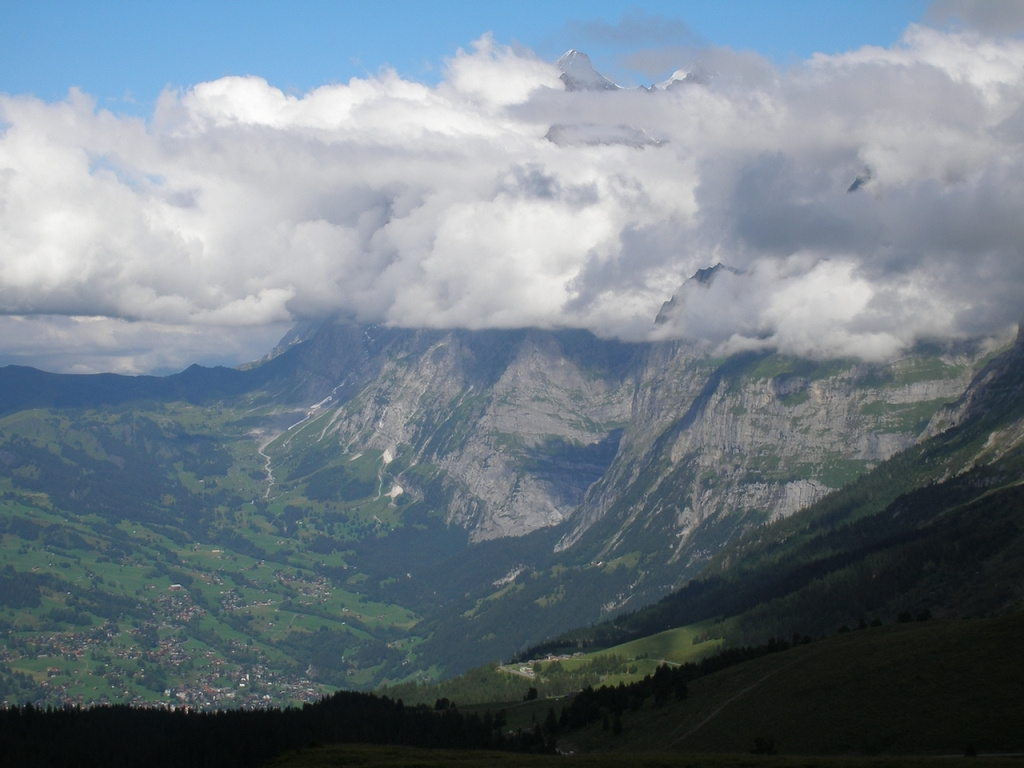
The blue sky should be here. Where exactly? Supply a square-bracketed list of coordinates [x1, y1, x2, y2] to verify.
[1, 0, 1022, 374]
[4, 1, 931, 112]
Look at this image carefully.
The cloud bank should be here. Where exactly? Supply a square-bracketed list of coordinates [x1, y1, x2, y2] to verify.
[1, 25, 1023, 373]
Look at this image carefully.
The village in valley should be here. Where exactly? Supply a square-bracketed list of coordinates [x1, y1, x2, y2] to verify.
[1, 580, 329, 709]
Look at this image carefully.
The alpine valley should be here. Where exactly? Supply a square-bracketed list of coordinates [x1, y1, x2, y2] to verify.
[2, 289, 1022, 707]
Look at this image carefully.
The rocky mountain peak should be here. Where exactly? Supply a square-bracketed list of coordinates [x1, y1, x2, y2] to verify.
[556, 49, 620, 91]
[655, 263, 739, 325]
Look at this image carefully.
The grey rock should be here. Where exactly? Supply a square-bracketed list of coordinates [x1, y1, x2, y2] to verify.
[263, 318, 1003, 572]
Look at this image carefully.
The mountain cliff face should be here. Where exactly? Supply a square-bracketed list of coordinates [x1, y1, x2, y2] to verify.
[560, 343, 993, 573]
[924, 328, 1024, 440]
[263, 325, 637, 541]
[527, 327, 1024, 662]
[259, 318, 1003, 574]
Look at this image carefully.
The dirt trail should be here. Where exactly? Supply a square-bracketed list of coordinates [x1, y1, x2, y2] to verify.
[670, 648, 819, 746]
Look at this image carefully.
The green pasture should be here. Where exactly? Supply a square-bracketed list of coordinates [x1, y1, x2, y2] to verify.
[592, 621, 724, 666]
[568, 614, 1024, 756]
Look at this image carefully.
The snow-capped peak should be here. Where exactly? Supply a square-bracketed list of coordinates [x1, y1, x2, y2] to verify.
[655, 65, 714, 91]
[556, 50, 620, 92]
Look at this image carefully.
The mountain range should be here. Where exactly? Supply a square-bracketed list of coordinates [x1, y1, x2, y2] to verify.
[1, 280, 1020, 706]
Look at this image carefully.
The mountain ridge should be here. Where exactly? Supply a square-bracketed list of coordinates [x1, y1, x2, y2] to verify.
[0, 317, 1018, 702]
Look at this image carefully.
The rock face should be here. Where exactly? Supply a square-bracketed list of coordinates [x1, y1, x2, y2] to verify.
[558, 342, 992, 587]
[266, 324, 637, 541]
[924, 327, 1024, 438]
[261, 319, 1005, 572]
[920, 327, 1024, 475]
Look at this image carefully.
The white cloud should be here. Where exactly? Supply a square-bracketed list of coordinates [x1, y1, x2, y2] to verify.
[0, 315, 290, 375]
[1, 28, 1022, 373]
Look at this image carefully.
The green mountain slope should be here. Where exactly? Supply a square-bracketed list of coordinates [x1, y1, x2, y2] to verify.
[565, 612, 1024, 756]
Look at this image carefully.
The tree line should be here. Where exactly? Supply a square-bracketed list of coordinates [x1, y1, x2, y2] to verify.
[0, 690, 550, 768]
[0, 632, 804, 767]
